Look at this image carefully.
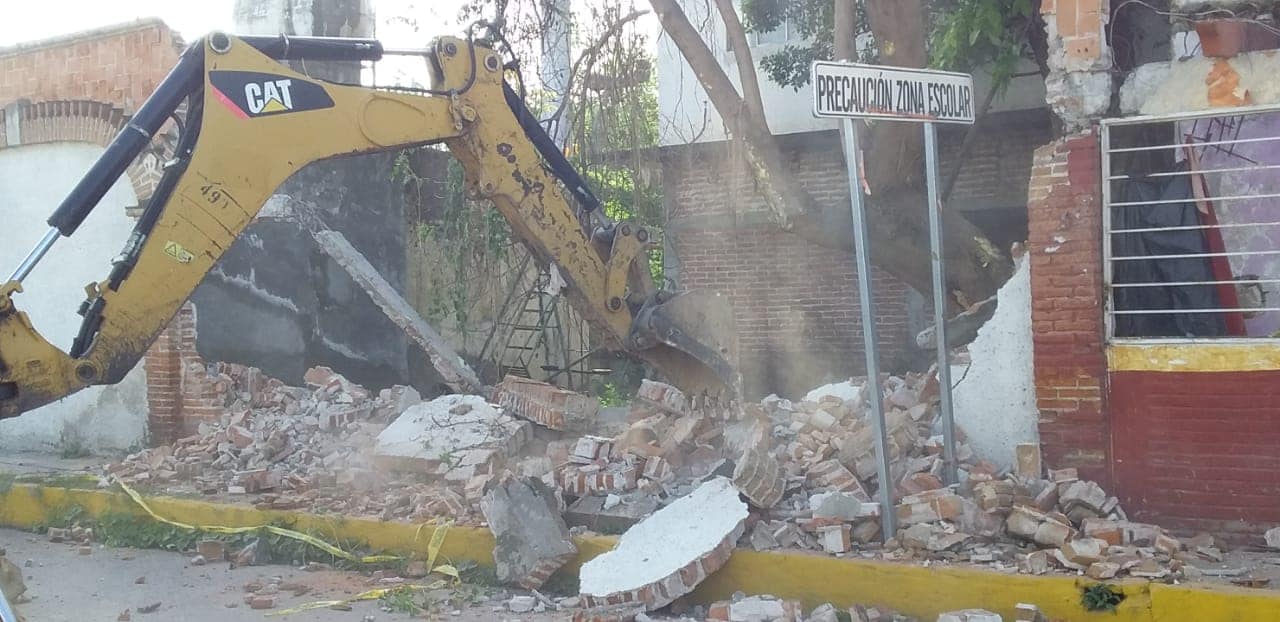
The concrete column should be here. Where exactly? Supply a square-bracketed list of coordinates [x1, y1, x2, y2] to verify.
[1041, 0, 1113, 130]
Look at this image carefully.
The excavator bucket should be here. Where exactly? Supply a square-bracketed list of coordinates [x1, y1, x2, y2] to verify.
[630, 290, 740, 399]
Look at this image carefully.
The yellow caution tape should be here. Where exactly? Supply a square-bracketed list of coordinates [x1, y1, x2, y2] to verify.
[265, 582, 446, 617]
[114, 478, 401, 564]
[420, 519, 460, 580]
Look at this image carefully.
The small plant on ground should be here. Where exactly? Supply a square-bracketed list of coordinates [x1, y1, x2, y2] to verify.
[1082, 583, 1125, 612]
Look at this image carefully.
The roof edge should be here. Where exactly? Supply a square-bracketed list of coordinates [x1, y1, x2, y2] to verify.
[0, 18, 178, 59]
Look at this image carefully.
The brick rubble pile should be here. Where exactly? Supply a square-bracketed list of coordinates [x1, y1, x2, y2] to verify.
[104, 362, 1235, 620]
[107, 364, 482, 521]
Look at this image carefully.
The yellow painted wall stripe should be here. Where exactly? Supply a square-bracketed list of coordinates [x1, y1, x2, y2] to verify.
[1108, 343, 1280, 372]
[4, 484, 1280, 620]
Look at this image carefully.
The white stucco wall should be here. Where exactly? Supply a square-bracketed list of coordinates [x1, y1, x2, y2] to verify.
[656, 0, 1049, 147]
[0, 142, 149, 453]
[951, 255, 1037, 470]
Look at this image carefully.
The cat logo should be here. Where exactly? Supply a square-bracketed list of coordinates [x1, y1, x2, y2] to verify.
[209, 71, 334, 119]
[163, 241, 194, 264]
[245, 79, 294, 114]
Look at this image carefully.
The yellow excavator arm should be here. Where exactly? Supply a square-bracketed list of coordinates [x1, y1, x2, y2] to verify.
[0, 32, 738, 420]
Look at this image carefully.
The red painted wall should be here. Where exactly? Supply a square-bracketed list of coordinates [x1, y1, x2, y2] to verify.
[1111, 370, 1280, 543]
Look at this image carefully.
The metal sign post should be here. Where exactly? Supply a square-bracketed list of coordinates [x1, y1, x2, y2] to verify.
[813, 61, 975, 537]
[837, 117, 896, 540]
[923, 123, 959, 485]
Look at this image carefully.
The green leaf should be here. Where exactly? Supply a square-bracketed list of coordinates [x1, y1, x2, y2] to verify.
[432, 564, 461, 579]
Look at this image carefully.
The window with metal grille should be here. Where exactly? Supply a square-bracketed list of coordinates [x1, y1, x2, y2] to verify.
[1104, 106, 1280, 340]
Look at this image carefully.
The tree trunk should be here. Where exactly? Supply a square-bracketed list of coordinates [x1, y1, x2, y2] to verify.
[647, 0, 1012, 305]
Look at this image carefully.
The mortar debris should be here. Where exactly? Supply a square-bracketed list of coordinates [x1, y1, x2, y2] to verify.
[102, 363, 1264, 617]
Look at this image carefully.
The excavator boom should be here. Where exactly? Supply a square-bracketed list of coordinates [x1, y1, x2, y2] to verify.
[0, 32, 738, 420]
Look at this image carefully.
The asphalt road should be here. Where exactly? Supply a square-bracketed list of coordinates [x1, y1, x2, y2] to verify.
[0, 528, 569, 622]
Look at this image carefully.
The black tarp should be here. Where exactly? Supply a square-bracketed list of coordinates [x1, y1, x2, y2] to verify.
[1111, 164, 1227, 338]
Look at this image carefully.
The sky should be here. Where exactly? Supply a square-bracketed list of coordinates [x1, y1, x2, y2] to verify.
[0, 0, 657, 92]
[0, 0, 472, 48]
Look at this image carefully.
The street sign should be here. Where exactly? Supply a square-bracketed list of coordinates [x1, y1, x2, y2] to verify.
[812, 61, 976, 125]
[816, 59, 969, 538]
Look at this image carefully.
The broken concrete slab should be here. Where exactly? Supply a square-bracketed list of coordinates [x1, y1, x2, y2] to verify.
[579, 477, 747, 611]
[493, 375, 599, 432]
[809, 491, 878, 521]
[1267, 527, 1280, 550]
[373, 395, 530, 477]
[480, 475, 578, 589]
[312, 230, 485, 395]
[707, 596, 803, 622]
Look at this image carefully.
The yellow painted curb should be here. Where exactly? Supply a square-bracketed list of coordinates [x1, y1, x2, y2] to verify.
[3, 483, 1279, 621]
[1108, 342, 1280, 372]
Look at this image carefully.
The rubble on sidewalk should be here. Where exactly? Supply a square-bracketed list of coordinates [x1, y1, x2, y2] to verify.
[579, 477, 748, 611]
[704, 596, 915, 622]
[101, 361, 1236, 589]
[494, 376, 600, 432]
[105, 363, 515, 522]
[373, 394, 531, 479]
[937, 610, 1002, 622]
[481, 474, 578, 589]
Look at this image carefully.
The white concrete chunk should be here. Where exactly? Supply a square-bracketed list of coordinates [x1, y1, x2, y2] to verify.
[579, 477, 747, 610]
[373, 395, 528, 474]
[938, 610, 1003, 622]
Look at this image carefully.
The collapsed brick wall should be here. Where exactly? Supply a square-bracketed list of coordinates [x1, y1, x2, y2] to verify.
[1026, 131, 1110, 487]
[661, 133, 917, 399]
[143, 303, 230, 444]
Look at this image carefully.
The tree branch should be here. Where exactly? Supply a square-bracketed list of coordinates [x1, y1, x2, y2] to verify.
[712, 0, 767, 125]
[544, 9, 648, 129]
[648, 0, 1014, 307]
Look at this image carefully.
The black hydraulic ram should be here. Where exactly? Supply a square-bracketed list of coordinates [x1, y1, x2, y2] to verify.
[6, 33, 384, 286]
[5, 33, 386, 361]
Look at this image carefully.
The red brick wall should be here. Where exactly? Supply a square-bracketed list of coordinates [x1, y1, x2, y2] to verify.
[143, 303, 230, 444]
[662, 133, 916, 398]
[0, 19, 182, 112]
[1026, 131, 1111, 487]
[1111, 370, 1280, 543]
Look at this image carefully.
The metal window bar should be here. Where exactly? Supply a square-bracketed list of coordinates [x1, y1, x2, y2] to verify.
[1113, 278, 1280, 288]
[1112, 249, 1280, 261]
[1112, 220, 1280, 234]
[1111, 191, 1280, 207]
[1108, 162, 1280, 180]
[1102, 103, 1280, 341]
[1113, 307, 1280, 315]
[1106, 133, 1280, 154]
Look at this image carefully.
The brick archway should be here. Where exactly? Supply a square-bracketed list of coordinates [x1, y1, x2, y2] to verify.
[0, 99, 164, 207]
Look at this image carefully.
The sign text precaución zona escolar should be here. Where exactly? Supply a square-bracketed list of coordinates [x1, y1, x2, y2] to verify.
[813, 65, 975, 124]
